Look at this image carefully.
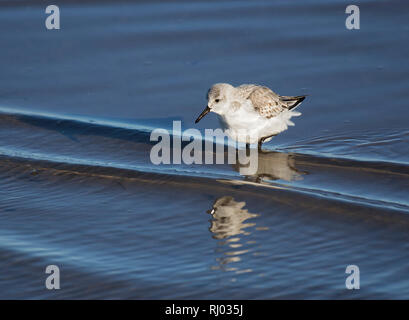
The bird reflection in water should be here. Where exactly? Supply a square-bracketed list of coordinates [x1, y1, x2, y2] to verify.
[207, 196, 267, 273]
[233, 150, 306, 183]
[207, 152, 304, 273]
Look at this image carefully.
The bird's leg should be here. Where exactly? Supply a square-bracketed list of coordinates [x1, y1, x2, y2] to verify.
[245, 143, 251, 157]
[258, 134, 277, 152]
[257, 139, 263, 151]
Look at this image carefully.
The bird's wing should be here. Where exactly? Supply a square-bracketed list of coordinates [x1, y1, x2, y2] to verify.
[238, 85, 305, 119]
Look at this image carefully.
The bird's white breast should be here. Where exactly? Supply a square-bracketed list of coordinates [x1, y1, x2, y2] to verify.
[218, 100, 300, 144]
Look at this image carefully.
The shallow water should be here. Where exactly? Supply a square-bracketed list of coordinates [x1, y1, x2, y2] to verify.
[0, 0, 408, 299]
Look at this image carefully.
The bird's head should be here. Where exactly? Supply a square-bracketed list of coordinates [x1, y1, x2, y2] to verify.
[195, 83, 234, 123]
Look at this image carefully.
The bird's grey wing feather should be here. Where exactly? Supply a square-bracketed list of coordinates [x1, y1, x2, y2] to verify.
[244, 86, 286, 119]
[238, 85, 305, 118]
[236, 84, 259, 99]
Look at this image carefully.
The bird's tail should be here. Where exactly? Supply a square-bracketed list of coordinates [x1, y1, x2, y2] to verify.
[280, 95, 306, 110]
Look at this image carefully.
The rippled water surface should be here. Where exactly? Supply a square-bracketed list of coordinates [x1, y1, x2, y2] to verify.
[0, 0, 408, 299]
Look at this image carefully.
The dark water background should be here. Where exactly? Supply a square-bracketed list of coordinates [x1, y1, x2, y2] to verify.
[0, 0, 408, 299]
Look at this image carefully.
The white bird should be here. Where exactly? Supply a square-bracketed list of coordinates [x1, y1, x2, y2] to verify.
[195, 83, 306, 149]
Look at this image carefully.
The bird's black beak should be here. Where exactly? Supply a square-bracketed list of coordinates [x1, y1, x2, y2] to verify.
[195, 106, 211, 123]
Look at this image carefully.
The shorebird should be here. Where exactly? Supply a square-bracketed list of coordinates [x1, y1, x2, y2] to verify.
[195, 83, 306, 149]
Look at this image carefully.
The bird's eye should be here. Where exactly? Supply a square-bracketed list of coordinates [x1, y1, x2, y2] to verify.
[215, 99, 220, 103]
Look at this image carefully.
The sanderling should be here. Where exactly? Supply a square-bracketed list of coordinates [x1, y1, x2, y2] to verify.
[195, 83, 306, 149]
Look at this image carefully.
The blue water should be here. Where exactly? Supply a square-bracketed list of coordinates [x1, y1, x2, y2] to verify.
[0, 0, 408, 299]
